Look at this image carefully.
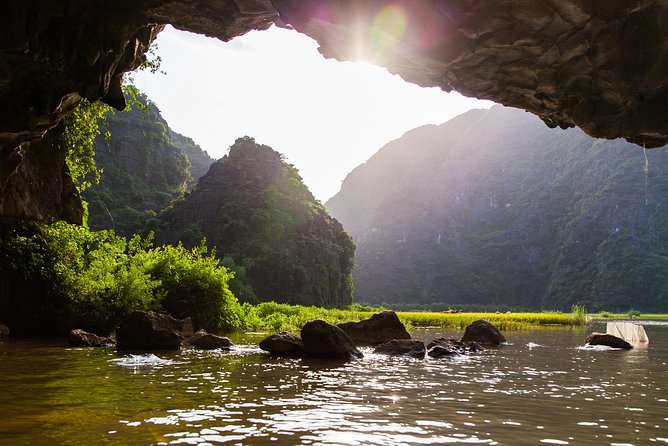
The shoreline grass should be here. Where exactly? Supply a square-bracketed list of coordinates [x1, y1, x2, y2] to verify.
[237, 302, 585, 333]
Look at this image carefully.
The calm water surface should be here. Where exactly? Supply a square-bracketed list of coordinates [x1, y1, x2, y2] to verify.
[1, 322, 667, 445]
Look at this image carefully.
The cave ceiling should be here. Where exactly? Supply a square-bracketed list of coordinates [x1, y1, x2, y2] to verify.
[1, 0, 667, 222]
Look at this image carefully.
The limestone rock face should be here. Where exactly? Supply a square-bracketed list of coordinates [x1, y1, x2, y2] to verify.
[275, 0, 668, 148]
[338, 311, 410, 346]
[1, 0, 668, 222]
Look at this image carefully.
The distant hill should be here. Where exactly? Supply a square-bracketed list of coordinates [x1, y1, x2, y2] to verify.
[326, 105, 668, 312]
[151, 136, 355, 307]
[84, 96, 214, 236]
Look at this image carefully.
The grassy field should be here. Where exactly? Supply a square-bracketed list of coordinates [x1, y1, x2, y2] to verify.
[238, 302, 586, 333]
[396, 311, 583, 331]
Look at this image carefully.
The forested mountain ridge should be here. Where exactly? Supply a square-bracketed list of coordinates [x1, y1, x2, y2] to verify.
[326, 105, 668, 312]
[151, 136, 355, 307]
[84, 96, 214, 236]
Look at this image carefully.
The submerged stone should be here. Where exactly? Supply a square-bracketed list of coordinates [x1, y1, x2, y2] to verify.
[374, 339, 426, 359]
[427, 338, 483, 358]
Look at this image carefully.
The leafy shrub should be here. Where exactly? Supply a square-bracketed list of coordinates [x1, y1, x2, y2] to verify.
[139, 242, 242, 331]
[0, 220, 239, 334]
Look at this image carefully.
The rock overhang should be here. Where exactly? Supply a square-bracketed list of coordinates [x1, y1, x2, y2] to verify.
[1, 0, 667, 222]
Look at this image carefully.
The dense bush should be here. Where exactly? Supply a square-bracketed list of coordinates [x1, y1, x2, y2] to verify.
[0, 220, 241, 334]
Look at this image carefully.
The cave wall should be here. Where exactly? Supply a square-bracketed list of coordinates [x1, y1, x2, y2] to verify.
[1, 0, 667, 222]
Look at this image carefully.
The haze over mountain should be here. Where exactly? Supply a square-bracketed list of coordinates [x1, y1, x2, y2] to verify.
[327, 106, 668, 312]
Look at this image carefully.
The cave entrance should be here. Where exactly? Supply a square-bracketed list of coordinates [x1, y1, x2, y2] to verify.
[131, 25, 492, 202]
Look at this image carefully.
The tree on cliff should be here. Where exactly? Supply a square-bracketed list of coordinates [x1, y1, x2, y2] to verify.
[150, 136, 355, 307]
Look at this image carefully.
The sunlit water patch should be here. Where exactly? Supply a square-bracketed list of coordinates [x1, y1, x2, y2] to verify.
[0, 324, 666, 445]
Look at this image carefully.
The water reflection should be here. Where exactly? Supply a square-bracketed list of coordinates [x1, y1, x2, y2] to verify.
[0, 325, 666, 445]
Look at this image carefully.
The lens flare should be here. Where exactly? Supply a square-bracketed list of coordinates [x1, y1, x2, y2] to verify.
[365, 5, 408, 63]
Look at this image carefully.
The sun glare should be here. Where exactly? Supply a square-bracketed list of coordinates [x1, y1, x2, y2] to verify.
[132, 25, 492, 201]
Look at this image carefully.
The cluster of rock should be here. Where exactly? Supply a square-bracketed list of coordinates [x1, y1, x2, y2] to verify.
[43, 309, 638, 355]
[68, 311, 232, 351]
[259, 312, 506, 361]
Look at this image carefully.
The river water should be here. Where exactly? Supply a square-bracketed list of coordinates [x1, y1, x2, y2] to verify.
[0, 322, 666, 446]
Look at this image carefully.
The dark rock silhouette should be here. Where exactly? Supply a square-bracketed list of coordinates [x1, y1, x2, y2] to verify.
[338, 311, 410, 346]
[585, 333, 633, 349]
[461, 320, 506, 346]
[373, 339, 426, 359]
[427, 338, 483, 358]
[68, 329, 110, 347]
[259, 332, 305, 357]
[301, 319, 362, 360]
[116, 311, 192, 350]
[186, 329, 231, 350]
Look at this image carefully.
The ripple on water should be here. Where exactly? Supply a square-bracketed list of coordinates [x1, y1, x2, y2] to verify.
[109, 353, 178, 367]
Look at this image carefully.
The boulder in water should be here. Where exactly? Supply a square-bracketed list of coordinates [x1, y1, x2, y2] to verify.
[337, 311, 410, 346]
[585, 332, 633, 349]
[116, 311, 189, 350]
[187, 329, 231, 350]
[374, 339, 426, 359]
[427, 338, 483, 358]
[461, 319, 506, 345]
[68, 329, 110, 347]
[301, 320, 363, 360]
[259, 332, 305, 357]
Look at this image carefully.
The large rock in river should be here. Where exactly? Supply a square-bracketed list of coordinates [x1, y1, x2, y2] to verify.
[374, 339, 425, 359]
[187, 329, 231, 350]
[461, 319, 506, 346]
[116, 311, 192, 350]
[585, 333, 633, 349]
[338, 311, 410, 346]
[68, 329, 110, 347]
[259, 332, 305, 357]
[301, 320, 363, 360]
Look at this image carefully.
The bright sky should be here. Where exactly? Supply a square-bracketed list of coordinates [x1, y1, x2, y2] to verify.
[132, 25, 493, 202]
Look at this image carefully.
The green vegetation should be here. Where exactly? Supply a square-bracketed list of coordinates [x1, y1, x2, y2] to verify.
[0, 220, 240, 335]
[151, 136, 355, 308]
[84, 93, 213, 236]
[396, 311, 583, 331]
